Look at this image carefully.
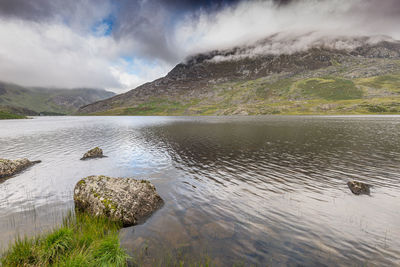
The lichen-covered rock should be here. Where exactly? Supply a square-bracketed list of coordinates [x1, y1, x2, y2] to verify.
[0, 158, 41, 178]
[347, 181, 371, 195]
[80, 147, 104, 160]
[74, 175, 164, 226]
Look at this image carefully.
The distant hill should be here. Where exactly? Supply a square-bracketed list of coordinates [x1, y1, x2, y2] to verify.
[0, 82, 115, 116]
[78, 35, 400, 115]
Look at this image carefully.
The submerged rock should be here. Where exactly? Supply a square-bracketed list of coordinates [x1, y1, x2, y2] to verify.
[347, 181, 371, 195]
[74, 175, 164, 226]
[80, 147, 104, 160]
[0, 158, 41, 179]
[201, 221, 235, 239]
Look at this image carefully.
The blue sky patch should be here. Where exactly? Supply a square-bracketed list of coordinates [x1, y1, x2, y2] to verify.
[92, 15, 115, 36]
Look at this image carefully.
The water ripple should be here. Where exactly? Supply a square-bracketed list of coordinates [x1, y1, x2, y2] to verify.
[1, 116, 400, 266]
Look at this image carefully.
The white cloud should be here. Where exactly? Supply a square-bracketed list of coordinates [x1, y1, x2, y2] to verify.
[0, 19, 118, 89]
[174, 0, 400, 57]
[109, 58, 171, 93]
[0, 18, 170, 92]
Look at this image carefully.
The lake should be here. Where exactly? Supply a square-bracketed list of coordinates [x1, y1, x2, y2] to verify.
[0, 116, 399, 266]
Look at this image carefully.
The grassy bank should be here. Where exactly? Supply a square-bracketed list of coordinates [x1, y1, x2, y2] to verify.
[0, 111, 26, 120]
[89, 96, 400, 116]
[1, 212, 129, 267]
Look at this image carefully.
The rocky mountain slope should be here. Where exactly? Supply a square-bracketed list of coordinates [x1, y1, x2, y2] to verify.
[0, 82, 115, 116]
[78, 36, 400, 115]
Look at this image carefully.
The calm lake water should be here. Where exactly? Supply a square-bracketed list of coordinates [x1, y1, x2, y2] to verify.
[0, 116, 400, 266]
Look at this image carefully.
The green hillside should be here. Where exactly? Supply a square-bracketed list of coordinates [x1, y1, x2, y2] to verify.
[0, 82, 115, 116]
[89, 71, 400, 116]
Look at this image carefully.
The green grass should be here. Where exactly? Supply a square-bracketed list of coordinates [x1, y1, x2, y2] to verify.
[94, 98, 203, 116]
[91, 96, 400, 116]
[355, 74, 400, 96]
[357, 74, 400, 91]
[1, 212, 129, 267]
[121, 98, 188, 115]
[255, 78, 293, 99]
[296, 77, 363, 100]
[0, 111, 26, 119]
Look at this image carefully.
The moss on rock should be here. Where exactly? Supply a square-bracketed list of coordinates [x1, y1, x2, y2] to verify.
[74, 175, 164, 226]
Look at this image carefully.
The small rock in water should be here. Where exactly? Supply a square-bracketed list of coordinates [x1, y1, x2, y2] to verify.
[80, 147, 104, 160]
[74, 175, 164, 226]
[0, 158, 41, 179]
[347, 181, 371, 195]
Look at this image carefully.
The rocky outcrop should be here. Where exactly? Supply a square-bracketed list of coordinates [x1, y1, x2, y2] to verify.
[0, 158, 41, 178]
[80, 147, 104, 160]
[347, 181, 371, 195]
[74, 175, 164, 226]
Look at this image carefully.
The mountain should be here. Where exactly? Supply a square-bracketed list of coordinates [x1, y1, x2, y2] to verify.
[78, 35, 400, 115]
[0, 82, 115, 116]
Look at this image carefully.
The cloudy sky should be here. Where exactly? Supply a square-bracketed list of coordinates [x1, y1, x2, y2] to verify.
[0, 0, 399, 92]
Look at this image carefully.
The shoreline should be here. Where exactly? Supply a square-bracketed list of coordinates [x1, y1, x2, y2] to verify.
[6, 112, 400, 119]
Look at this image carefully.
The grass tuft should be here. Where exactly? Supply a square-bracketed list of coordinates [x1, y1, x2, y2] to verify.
[41, 227, 73, 263]
[1, 212, 129, 267]
[92, 236, 128, 266]
[1, 237, 39, 266]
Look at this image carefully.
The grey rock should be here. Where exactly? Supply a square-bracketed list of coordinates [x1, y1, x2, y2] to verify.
[0, 158, 41, 179]
[347, 181, 371, 195]
[74, 175, 164, 226]
[80, 147, 104, 160]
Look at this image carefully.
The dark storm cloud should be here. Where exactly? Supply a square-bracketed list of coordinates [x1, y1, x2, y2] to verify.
[110, 0, 246, 63]
[351, 0, 400, 18]
[272, 0, 293, 6]
[0, 0, 96, 22]
[0, 0, 60, 21]
[160, 0, 240, 10]
[0, 0, 114, 33]
[110, 0, 178, 63]
[0, 0, 240, 22]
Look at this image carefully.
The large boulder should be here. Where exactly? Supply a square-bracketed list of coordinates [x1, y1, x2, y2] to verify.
[347, 181, 371, 195]
[74, 175, 164, 226]
[80, 147, 104, 160]
[0, 158, 41, 179]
